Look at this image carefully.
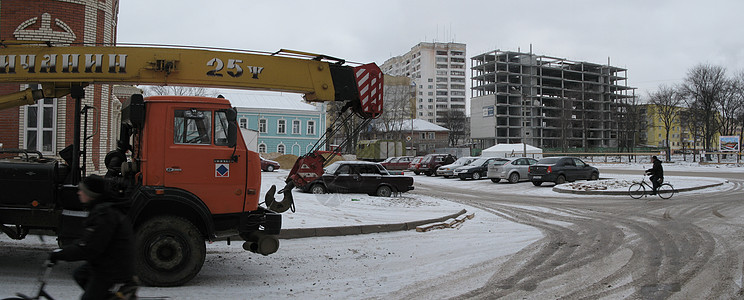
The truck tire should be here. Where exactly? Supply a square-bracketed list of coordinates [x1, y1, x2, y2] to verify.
[135, 216, 206, 287]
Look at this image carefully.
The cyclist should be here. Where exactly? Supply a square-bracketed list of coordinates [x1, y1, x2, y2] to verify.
[645, 156, 664, 195]
[49, 174, 137, 299]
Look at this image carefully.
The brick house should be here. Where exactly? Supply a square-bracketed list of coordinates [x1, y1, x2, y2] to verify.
[0, 0, 120, 173]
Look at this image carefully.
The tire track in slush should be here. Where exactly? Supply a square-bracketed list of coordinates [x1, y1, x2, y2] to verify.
[411, 179, 744, 299]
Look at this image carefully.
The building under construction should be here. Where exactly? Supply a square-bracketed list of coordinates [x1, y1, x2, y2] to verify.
[470, 50, 635, 150]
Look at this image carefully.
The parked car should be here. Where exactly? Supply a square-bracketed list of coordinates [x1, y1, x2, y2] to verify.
[488, 157, 539, 183]
[408, 156, 424, 175]
[454, 157, 500, 180]
[260, 157, 281, 172]
[419, 153, 457, 176]
[381, 156, 414, 170]
[528, 156, 599, 186]
[301, 161, 414, 197]
[436, 156, 477, 178]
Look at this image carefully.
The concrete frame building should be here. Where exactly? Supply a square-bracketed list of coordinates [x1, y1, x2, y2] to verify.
[381, 42, 467, 126]
[470, 50, 635, 150]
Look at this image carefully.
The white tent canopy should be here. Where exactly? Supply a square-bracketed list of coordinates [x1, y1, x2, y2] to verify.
[481, 143, 543, 159]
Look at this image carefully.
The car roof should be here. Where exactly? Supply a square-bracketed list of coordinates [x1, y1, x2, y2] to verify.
[329, 160, 382, 166]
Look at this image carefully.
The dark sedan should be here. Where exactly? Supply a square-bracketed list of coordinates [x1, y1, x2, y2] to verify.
[453, 157, 500, 180]
[302, 161, 414, 197]
[260, 157, 280, 172]
[528, 156, 599, 186]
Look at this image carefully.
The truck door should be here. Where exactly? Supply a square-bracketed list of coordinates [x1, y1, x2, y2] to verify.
[163, 108, 246, 214]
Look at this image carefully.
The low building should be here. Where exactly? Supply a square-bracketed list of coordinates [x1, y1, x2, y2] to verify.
[367, 119, 450, 156]
[225, 93, 326, 156]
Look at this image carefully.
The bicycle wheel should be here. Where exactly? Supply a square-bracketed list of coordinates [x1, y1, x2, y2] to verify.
[628, 183, 645, 199]
[657, 183, 675, 199]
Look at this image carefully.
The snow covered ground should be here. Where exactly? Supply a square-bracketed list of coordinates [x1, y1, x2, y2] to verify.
[0, 161, 740, 299]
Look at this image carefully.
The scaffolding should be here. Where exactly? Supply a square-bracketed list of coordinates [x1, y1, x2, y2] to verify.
[470, 50, 635, 150]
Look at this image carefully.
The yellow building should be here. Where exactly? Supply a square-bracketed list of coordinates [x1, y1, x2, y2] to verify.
[642, 104, 715, 152]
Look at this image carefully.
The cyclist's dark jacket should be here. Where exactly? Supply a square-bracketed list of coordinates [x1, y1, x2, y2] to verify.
[646, 159, 664, 177]
[53, 198, 135, 281]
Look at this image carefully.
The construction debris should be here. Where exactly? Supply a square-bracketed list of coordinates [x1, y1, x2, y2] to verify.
[416, 212, 475, 232]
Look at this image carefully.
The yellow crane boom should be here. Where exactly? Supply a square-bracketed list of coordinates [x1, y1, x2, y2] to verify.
[0, 44, 383, 116]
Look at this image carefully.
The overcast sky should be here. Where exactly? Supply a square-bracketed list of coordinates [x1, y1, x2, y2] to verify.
[118, 0, 744, 98]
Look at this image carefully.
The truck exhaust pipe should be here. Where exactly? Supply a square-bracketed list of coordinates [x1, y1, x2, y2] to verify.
[264, 182, 295, 213]
[241, 232, 279, 255]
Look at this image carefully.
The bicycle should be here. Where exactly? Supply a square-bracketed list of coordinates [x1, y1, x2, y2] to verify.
[2, 261, 146, 300]
[628, 175, 675, 199]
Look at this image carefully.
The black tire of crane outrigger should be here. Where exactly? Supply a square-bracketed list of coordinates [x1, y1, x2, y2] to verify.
[134, 215, 206, 287]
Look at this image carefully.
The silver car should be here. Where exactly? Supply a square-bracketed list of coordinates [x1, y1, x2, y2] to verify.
[487, 157, 539, 183]
[436, 156, 477, 178]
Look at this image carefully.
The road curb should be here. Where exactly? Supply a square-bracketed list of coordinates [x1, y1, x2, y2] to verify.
[552, 182, 725, 195]
[278, 209, 468, 239]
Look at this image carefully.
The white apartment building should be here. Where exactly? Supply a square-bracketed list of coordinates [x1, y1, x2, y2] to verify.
[381, 42, 467, 126]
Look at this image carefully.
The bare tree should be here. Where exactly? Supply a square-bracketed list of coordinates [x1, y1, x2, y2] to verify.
[142, 85, 218, 97]
[680, 64, 727, 160]
[616, 96, 645, 155]
[678, 103, 705, 162]
[648, 85, 683, 161]
[722, 72, 744, 137]
[439, 109, 469, 147]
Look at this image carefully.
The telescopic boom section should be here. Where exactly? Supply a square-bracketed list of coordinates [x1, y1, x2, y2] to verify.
[0, 45, 383, 113]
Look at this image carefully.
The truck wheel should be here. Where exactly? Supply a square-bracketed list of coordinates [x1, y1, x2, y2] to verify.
[135, 216, 206, 287]
[376, 185, 393, 197]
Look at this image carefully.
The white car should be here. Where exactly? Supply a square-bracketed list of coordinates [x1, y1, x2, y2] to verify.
[487, 157, 539, 183]
[436, 156, 477, 178]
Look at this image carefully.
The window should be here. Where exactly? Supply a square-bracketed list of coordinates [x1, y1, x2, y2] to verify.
[436, 91, 448, 96]
[436, 77, 448, 82]
[428, 99, 434, 102]
[428, 105, 433, 109]
[307, 120, 315, 135]
[436, 50, 447, 55]
[428, 85, 433, 89]
[436, 57, 448, 62]
[25, 98, 56, 153]
[450, 84, 465, 89]
[258, 143, 266, 153]
[427, 78, 433, 82]
[214, 110, 230, 146]
[174, 109, 212, 144]
[450, 51, 464, 56]
[278, 119, 286, 134]
[450, 71, 465, 76]
[436, 84, 447, 89]
[292, 120, 301, 134]
[427, 92, 433, 96]
[277, 144, 285, 154]
[436, 64, 448, 69]
[259, 119, 267, 133]
[239, 118, 247, 129]
[436, 70, 447, 75]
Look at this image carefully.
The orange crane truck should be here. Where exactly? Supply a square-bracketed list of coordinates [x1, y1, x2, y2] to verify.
[0, 43, 382, 286]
